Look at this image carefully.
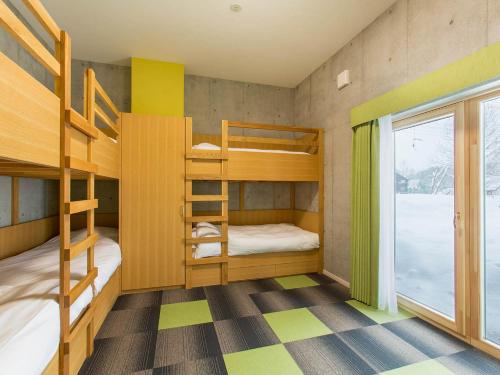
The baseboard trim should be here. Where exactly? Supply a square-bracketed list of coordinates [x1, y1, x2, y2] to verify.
[322, 269, 350, 288]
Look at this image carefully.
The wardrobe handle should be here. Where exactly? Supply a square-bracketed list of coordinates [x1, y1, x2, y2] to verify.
[180, 205, 185, 218]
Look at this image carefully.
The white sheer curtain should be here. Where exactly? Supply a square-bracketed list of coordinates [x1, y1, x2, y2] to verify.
[378, 115, 398, 314]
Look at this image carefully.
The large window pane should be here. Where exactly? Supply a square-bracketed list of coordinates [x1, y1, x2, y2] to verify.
[395, 115, 455, 319]
[482, 96, 500, 346]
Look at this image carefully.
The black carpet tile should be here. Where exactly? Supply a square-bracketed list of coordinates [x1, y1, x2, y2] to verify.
[383, 317, 470, 358]
[152, 356, 228, 375]
[309, 302, 377, 333]
[113, 291, 163, 311]
[154, 323, 221, 368]
[438, 348, 500, 375]
[250, 283, 350, 314]
[80, 331, 158, 375]
[286, 334, 376, 375]
[214, 315, 280, 354]
[162, 287, 206, 304]
[337, 324, 429, 373]
[96, 306, 160, 339]
[205, 285, 261, 321]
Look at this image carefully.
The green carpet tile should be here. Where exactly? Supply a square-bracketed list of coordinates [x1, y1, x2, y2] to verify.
[79, 273, 500, 375]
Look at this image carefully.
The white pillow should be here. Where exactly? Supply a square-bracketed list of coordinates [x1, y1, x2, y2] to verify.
[196, 222, 218, 230]
[197, 226, 220, 237]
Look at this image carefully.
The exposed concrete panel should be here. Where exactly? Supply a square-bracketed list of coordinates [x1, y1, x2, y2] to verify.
[295, 182, 319, 212]
[294, 76, 311, 128]
[72, 59, 131, 114]
[0, 176, 12, 227]
[19, 178, 58, 223]
[407, 0, 488, 81]
[229, 182, 240, 211]
[489, 0, 500, 44]
[245, 182, 274, 210]
[185, 75, 212, 134]
[361, 1, 408, 101]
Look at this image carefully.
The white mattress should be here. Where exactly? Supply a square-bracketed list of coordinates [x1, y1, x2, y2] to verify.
[192, 142, 310, 155]
[193, 223, 319, 259]
[0, 227, 121, 375]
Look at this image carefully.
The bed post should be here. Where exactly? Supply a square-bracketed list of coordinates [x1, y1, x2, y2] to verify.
[185, 117, 193, 289]
[58, 33, 99, 375]
[58, 30, 71, 375]
[318, 128, 324, 274]
[221, 120, 229, 285]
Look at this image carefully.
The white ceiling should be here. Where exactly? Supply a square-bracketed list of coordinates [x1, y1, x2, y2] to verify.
[38, 0, 394, 88]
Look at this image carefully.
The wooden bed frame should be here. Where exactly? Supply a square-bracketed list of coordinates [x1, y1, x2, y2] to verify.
[185, 120, 324, 288]
[0, 2, 121, 374]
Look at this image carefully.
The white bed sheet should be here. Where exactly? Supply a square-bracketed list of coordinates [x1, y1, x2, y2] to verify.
[193, 223, 319, 259]
[192, 142, 310, 155]
[0, 227, 121, 375]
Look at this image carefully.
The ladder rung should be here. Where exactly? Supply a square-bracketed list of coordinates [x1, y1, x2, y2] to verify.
[186, 256, 228, 266]
[186, 174, 228, 181]
[68, 304, 94, 341]
[65, 267, 98, 307]
[65, 109, 98, 139]
[65, 233, 99, 261]
[65, 156, 98, 174]
[186, 195, 228, 202]
[186, 236, 227, 245]
[65, 199, 98, 215]
[185, 215, 228, 223]
[186, 151, 228, 160]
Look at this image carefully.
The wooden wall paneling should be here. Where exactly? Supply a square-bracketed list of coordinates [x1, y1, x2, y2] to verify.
[121, 113, 185, 291]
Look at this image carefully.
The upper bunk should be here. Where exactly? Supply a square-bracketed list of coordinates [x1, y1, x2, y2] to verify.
[186, 119, 323, 182]
[0, 0, 120, 180]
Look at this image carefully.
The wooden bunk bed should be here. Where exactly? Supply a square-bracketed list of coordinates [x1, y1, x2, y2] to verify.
[185, 120, 324, 288]
[0, 1, 121, 374]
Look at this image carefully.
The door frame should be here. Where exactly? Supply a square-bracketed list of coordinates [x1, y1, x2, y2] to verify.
[393, 102, 467, 337]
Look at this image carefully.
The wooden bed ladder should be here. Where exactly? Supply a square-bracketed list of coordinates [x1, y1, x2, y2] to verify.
[59, 37, 99, 375]
[185, 119, 229, 288]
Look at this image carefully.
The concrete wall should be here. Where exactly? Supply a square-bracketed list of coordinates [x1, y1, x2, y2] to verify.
[186, 75, 302, 211]
[294, 0, 500, 282]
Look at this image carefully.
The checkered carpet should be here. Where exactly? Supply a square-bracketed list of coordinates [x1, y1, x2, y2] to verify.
[79, 274, 500, 375]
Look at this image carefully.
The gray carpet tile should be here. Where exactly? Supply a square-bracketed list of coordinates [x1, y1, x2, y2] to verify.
[154, 323, 221, 367]
[152, 356, 228, 375]
[80, 331, 157, 375]
[162, 287, 206, 304]
[285, 334, 376, 375]
[383, 317, 470, 358]
[438, 348, 500, 375]
[205, 285, 261, 321]
[337, 325, 429, 373]
[306, 273, 337, 285]
[214, 315, 280, 354]
[96, 306, 160, 339]
[224, 278, 284, 294]
[309, 302, 377, 333]
[113, 291, 163, 311]
[250, 283, 349, 313]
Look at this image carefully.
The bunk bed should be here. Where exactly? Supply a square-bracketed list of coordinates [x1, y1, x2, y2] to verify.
[185, 120, 324, 288]
[0, 1, 121, 374]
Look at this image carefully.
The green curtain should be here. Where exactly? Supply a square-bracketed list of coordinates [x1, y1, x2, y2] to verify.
[350, 119, 379, 307]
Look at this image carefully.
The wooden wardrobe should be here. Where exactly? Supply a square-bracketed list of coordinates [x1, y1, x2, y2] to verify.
[121, 113, 186, 291]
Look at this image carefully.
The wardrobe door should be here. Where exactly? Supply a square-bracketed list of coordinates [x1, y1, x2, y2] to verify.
[121, 113, 185, 290]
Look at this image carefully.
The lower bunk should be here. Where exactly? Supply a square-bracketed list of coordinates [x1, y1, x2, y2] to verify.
[0, 227, 121, 375]
[188, 215, 322, 287]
